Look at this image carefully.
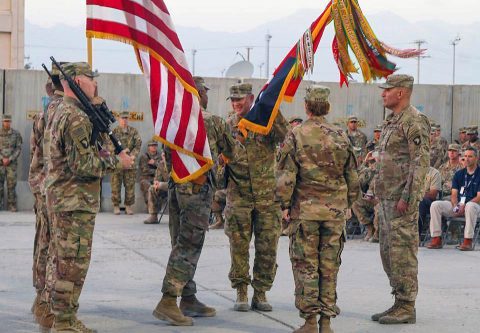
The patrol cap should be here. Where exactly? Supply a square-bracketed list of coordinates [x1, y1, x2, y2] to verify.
[2, 114, 12, 122]
[379, 74, 414, 89]
[466, 126, 478, 135]
[120, 111, 130, 118]
[227, 83, 252, 100]
[51, 61, 67, 77]
[374, 125, 382, 132]
[347, 115, 358, 122]
[459, 127, 467, 133]
[288, 116, 303, 124]
[305, 85, 330, 103]
[448, 144, 461, 151]
[147, 140, 158, 146]
[193, 76, 210, 91]
[60, 62, 99, 79]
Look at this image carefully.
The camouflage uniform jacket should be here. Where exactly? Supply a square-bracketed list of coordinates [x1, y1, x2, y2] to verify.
[0, 127, 22, 163]
[438, 160, 462, 197]
[41, 91, 64, 195]
[430, 137, 446, 169]
[226, 111, 288, 205]
[276, 116, 359, 220]
[139, 151, 163, 181]
[44, 96, 120, 213]
[112, 125, 142, 169]
[358, 162, 376, 193]
[348, 129, 367, 152]
[28, 110, 47, 194]
[373, 105, 430, 203]
[462, 138, 480, 152]
[366, 138, 379, 153]
[153, 156, 169, 182]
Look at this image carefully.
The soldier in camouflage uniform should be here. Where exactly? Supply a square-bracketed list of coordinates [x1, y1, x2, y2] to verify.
[138, 140, 163, 204]
[351, 153, 379, 242]
[276, 85, 359, 333]
[434, 124, 449, 152]
[429, 127, 446, 169]
[143, 152, 169, 224]
[438, 144, 463, 199]
[35, 63, 66, 329]
[223, 83, 288, 312]
[462, 126, 480, 154]
[366, 125, 382, 152]
[209, 162, 227, 230]
[30, 65, 65, 322]
[152, 76, 234, 326]
[111, 111, 142, 215]
[43, 62, 133, 333]
[346, 115, 367, 161]
[0, 114, 22, 211]
[455, 127, 467, 145]
[371, 74, 430, 325]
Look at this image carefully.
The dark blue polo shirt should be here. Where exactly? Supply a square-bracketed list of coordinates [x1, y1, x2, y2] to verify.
[452, 167, 480, 203]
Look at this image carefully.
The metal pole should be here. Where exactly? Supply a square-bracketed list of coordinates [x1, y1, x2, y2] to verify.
[265, 33, 272, 78]
[192, 49, 197, 75]
[246, 47, 253, 62]
[413, 40, 426, 84]
[451, 36, 461, 85]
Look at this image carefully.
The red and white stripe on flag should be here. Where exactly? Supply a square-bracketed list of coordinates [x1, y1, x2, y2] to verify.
[86, 0, 213, 183]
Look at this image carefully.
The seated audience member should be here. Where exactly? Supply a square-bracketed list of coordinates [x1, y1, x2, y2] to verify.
[138, 140, 163, 205]
[418, 167, 441, 236]
[438, 144, 463, 200]
[428, 147, 480, 251]
[143, 156, 169, 224]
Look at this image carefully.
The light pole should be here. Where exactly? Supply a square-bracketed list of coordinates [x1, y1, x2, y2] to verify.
[413, 40, 426, 84]
[451, 35, 461, 85]
[265, 33, 272, 78]
[192, 49, 197, 75]
[258, 62, 264, 78]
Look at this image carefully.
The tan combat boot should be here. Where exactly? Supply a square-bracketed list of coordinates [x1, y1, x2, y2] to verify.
[233, 285, 249, 312]
[371, 299, 399, 321]
[378, 300, 416, 324]
[319, 316, 334, 333]
[52, 318, 97, 333]
[113, 206, 120, 215]
[369, 229, 379, 243]
[251, 290, 272, 311]
[143, 214, 159, 224]
[293, 316, 317, 333]
[209, 213, 224, 229]
[125, 205, 134, 215]
[152, 294, 194, 326]
[180, 295, 216, 317]
[364, 224, 374, 241]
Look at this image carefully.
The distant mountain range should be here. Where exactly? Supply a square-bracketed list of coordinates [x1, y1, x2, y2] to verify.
[24, 9, 480, 85]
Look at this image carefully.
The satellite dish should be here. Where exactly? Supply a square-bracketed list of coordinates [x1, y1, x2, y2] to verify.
[225, 61, 254, 78]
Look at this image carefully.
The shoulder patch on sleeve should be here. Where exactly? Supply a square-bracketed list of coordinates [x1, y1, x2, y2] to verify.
[413, 136, 421, 145]
[71, 124, 91, 154]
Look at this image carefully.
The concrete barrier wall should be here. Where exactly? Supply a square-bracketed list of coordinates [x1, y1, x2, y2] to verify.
[0, 69, 477, 211]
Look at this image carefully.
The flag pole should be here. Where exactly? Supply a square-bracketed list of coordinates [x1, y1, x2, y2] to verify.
[87, 37, 93, 67]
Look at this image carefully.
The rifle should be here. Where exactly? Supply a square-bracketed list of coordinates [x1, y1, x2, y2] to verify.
[48, 56, 124, 154]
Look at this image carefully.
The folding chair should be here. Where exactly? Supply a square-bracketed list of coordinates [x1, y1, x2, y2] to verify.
[157, 200, 169, 223]
[445, 216, 480, 249]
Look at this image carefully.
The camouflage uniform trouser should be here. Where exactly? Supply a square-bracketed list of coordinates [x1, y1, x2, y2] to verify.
[224, 203, 281, 291]
[352, 198, 378, 229]
[147, 185, 168, 214]
[0, 163, 17, 209]
[290, 219, 345, 319]
[111, 169, 136, 206]
[377, 199, 419, 302]
[162, 182, 213, 297]
[140, 178, 153, 204]
[49, 211, 96, 323]
[33, 193, 50, 294]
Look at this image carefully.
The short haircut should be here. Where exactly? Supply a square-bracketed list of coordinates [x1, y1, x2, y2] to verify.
[465, 146, 478, 157]
[305, 100, 330, 116]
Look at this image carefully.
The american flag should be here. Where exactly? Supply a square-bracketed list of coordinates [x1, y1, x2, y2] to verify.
[86, 0, 213, 183]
